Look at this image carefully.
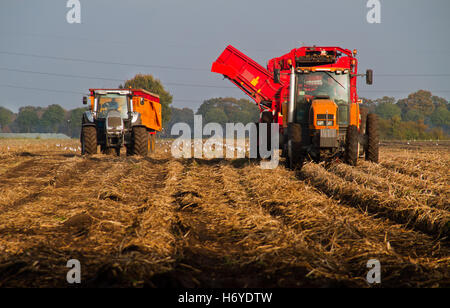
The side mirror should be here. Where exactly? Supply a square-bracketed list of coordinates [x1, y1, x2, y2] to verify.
[274, 69, 280, 84]
[366, 69, 373, 85]
[82, 96, 87, 105]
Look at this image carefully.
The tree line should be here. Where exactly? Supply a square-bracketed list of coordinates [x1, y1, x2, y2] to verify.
[360, 90, 449, 140]
[0, 72, 448, 140]
[164, 90, 449, 140]
[0, 104, 87, 138]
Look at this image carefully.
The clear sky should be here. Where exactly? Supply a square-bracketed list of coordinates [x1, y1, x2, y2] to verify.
[0, 0, 449, 112]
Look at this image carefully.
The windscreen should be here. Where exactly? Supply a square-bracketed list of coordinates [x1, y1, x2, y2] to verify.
[296, 72, 350, 125]
[97, 94, 128, 119]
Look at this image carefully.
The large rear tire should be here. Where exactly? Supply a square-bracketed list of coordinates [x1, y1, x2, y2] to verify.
[345, 125, 358, 166]
[132, 126, 148, 156]
[81, 126, 97, 155]
[366, 114, 379, 163]
[288, 123, 304, 169]
[359, 107, 368, 158]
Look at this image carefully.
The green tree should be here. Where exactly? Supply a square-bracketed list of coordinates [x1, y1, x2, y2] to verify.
[397, 90, 435, 118]
[368, 92, 449, 140]
[40, 104, 66, 133]
[430, 106, 450, 127]
[431, 95, 448, 109]
[0, 106, 14, 131]
[375, 102, 401, 120]
[120, 74, 172, 126]
[403, 109, 425, 122]
[15, 107, 39, 133]
[68, 107, 88, 138]
[204, 108, 228, 124]
[162, 107, 194, 137]
[197, 97, 259, 125]
[375, 96, 396, 105]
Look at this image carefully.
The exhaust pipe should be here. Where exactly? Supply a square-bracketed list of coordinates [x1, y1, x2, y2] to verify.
[287, 66, 295, 167]
[287, 66, 295, 123]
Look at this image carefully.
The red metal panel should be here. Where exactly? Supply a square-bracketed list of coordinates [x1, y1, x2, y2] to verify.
[89, 88, 160, 104]
[212, 45, 361, 130]
[131, 89, 160, 104]
[211, 45, 283, 105]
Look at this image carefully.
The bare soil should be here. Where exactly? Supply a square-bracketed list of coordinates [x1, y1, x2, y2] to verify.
[0, 139, 448, 287]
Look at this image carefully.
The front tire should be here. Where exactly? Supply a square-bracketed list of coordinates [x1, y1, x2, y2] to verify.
[345, 125, 358, 166]
[132, 126, 148, 156]
[366, 114, 379, 163]
[359, 107, 369, 157]
[288, 123, 304, 169]
[81, 126, 97, 155]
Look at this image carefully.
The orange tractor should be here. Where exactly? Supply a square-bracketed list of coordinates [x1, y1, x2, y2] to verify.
[81, 88, 162, 156]
[212, 45, 379, 168]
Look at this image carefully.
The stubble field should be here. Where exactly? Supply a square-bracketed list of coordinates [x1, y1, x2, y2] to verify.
[0, 139, 448, 287]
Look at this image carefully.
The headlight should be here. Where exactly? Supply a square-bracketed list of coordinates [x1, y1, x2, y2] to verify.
[317, 120, 325, 126]
[327, 120, 333, 126]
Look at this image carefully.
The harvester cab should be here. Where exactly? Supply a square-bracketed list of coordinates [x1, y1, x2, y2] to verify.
[283, 48, 378, 166]
[80, 88, 162, 156]
[211, 45, 379, 168]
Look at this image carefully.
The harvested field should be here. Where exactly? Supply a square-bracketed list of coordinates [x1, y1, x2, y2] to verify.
[0, 139, 448, 287]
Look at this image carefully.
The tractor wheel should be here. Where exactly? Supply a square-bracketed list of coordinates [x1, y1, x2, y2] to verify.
[366, 114, 379, 163]
[288, 123, 304, 169]
[359, 107, 369, 157]
[132, 126, 148, 156]
[126, 145, 133, 156]
[81, 126, 97, 155]
[345, 125, 358, 166]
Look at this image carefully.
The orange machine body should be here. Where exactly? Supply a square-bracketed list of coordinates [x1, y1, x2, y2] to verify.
[88, 88, 162, 132]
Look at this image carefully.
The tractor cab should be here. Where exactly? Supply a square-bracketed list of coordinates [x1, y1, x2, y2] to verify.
[295, 69, 350, 129]
[96, 93, 129, 119]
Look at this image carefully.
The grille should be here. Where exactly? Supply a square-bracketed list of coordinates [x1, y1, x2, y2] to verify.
[317, 114, 334, 120]
[107, 117, 122, 129]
